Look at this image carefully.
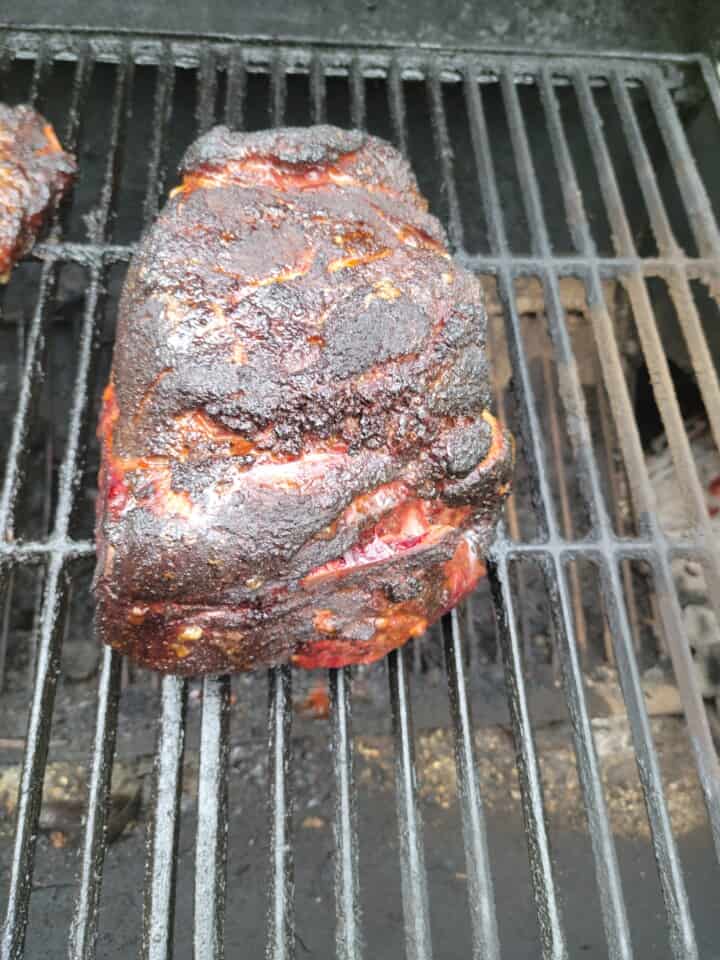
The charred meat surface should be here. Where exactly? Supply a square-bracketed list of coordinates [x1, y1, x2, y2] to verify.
[0, 105, 76, 280]
[95, 125, 513, 674]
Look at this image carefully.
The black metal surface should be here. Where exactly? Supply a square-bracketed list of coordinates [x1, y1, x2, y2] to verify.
[267, 666, 294, 960]
[0, 25, 718, 960]
[328, 668, 362, 960]
[443, 610, 501, 960]
[193, 675, 230, 960]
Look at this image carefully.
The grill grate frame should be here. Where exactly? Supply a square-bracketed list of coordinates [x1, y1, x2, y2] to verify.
[0, 26, 718, 960]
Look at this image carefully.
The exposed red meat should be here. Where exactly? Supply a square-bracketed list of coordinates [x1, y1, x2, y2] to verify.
[94, 125, 513, 674]
[0, 105, 76, 280]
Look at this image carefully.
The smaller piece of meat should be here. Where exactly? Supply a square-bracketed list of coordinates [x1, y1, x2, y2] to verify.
[0, 104, 77, 281]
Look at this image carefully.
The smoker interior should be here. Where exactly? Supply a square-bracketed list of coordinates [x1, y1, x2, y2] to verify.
[1, 28, 720, 960]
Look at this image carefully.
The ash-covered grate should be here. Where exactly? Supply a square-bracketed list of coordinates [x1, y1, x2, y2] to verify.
[1, 26, 720, 960]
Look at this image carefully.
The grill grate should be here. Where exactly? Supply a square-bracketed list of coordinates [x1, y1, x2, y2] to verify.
[0, 26, 719, 960]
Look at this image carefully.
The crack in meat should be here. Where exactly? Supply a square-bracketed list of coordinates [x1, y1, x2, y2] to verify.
[95, 125, 513, 674]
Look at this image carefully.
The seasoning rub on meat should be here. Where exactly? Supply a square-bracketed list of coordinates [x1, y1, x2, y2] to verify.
[95, 125, 513, 674]
[0, 104, 76, 281]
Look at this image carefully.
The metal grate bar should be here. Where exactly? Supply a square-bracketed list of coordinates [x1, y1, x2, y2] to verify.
[427, 66, 464, 251]
[500, 70, 555, 257]
[574, 68, 720, 624]
[329, 668, 363, 960]
[610, 73, 720, 450]
[443, 610, 501, 960]
[493, 266, 569, 951]
[466, 69, 631, 957]
[266, 665, 294, 960]
[535, 65, 704, 958]
[225, 46, 246, 130]
[382, 72, 434, 960]
[1, 254, 106, 958]
[196, 44, 218, 136]
[648, 548, 720, 857]
[462, 68, 508, 257]
[28, 237, 720, 275]
[0, 532, 716, 563]
[91, 56, 134, 243]
[462, 65, 569, 956]
[0, 263, 55, 539]
[310, 54, 326, 125]
[142, 48, 176, 225]
[387, 59, 408, 157]
[0, 539, 95, 560]
[41, 57, 134, 958]
[1, 33, 719, 960]
[67, 648, 122, 960]
[0, 33, 697, 77]
[700, 55, 720, 128]
[0, 562, 14, 691]
[26, 41, 47, 111]
[645, 72, 720, 258]
[142, 676, 188, 960]
[349, 58, 365, 130]
[2, 53, 135, 959]
[387, 649, 433, 960]
[534, 80, 708, 936]
[0, 553, 68, 960]
[194, 675, 231, 960]
[536, 69, 592, 254]
[538, 67, 701, 958]
[605, 71, 720, 857]
[500, 63, 703, 959]
[574, 72, 720, 561]
[542, 557, 634, 960]
[489, 552, 568, 960]
[144, 54, 226, 957]
[271, 53, 287, 127]
[599, 558, 700, 959]
[61, 42, 93, 154]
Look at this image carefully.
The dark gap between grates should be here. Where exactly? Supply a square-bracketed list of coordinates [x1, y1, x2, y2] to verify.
[591, 80, 660, 258]
[441, 79, 489, 255]
[283, 71, 312, 127]
[13, 263, 90, 545]
[363, 75, 394, 146]
[0, 560, 46, 699]
[531, 554, 616, 959]
[111, 66, 166, 245]
[0, 263, 44, 482]
[515, 83, 575, 256]
[0, 31, 719, 960]
[243, 69, 272, 131]
[403, 76, 448, 232]
[64, 62, 123, 244]
[324, 72, 352, 129]
[477, 78, 533, 256]
[0, 56, 33, 106]
[70, 263, 128, 543]
[516, 281, 593, 540]
[637, 75, 702, 260]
